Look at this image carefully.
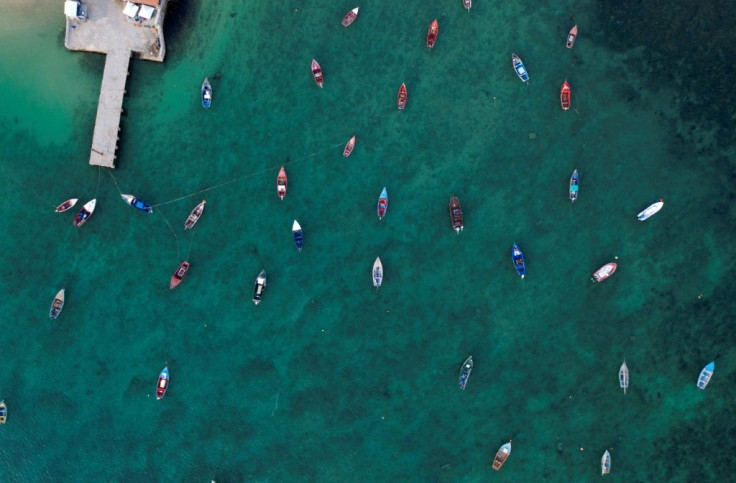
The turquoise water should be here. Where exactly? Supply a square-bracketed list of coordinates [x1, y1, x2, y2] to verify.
[1, 0, 735, 480]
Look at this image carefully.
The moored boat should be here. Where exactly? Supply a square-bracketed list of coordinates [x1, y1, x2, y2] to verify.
[201, 77, 212, 108]
[512, 53, 529, 82]
[253, 269, 267, 305]
[397, 83, 408, 111]
[637, 199, 664, 221]
[311, 59, 324, 88]
[55, 198, 78, 213]
[566, 25, 578, 49]
[601, 450, 611, 475]
[170, 261, 190, 289]
[697, 361, 714, 389]
[341, 7, 359, 27]
[569, 169, 579, 202]
[372, 257, 383, 289]
[619, 361, 629, 394]
[156, 367, 169, 400]
[459, 355, 473, 390]
[463, 0, 471, 11]
[73, 199, 97, 227]
[0, 400, 6, 424]
[492, 441, 512, 470]
[49, 289, 65, 319]
[343, 135, 356, 157]
[427, 20, 439, 49]
[449, 196, 464, 233]
[277, 167, 287, 200]
[121, 194, 153, 213]
[512, 244, 526, 279]
[592, 263, 617, 282]
[560, 80, 571, 110]
[184, 200, 206, 229]
[292, 220, 303, 252]
[377, 187, 388, 219]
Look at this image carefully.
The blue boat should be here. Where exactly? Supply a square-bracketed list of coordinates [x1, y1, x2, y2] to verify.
[569, 169, 579, 202]
[121, 194, 153, 213]
[511, 244, 526, 279]
[292, 220, 303, 252]
[377, 187, 388, 219]
[201, 77, 212, 108]
[697, 361, 714, 389]
[512, 53, 529, 82]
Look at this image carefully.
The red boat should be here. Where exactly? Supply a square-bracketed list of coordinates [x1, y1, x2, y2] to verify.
[592, 263, 617, 283]
[170, 261, 190, 289]
[463, 0, 471, 11]
[427, 20, 439, 49]
[341, 7, 359, 27]
[566, 25, 578, 49]
[560, 80, 571, 110]
[156, 367, 169, 400]
[397, 83, 407, 111]
[277, 166, 287, 200]
[343, 135, 356, 157]
[55, 198, 78, 213]
[311, 59, 324, 88]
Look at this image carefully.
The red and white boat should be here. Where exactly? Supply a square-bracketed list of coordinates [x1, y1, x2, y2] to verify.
[341, 7, 359, 27]
[566, 25, 578, 49]
[277, 167, 287, 200]
[311, 59, 324, 88]
[463, 0, 471, 11]
[592, 263, 617, 283]
[560, 80, 571, 110]
[73, 199, 97, 227]
[427, 20, 439, 49]
[170, 261, 190, 289]
[55, 198, 78, 213]
[397, 83, 407, 111]
[343, 135, 356, 157]
[156, 367, 169, 400]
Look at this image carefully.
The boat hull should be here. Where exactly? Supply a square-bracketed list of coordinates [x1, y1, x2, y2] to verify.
[397, 83, 408, 110]
[492, 442, 512, 470]
[463, 0, 471, 11]
[459, 356, 473, 390]
[560, 81, 571, 110]
[184, 200, 206, 229]
[512, 54, 529, 82]
[697, 361, 715, 389]
[566, 25, 578, 48]
[569, 169, 579, 202]
[253, 270, 267, 305]
[427, 20, 439, 49]
[342, 7, 359, 27]
[73, 199, 97, 227]
[377, 187, 388, 219]
[277, 167, 287, 199]
[55, 198, 78, 213]
[592, 263, 617, 282]
[170, 261, 190, 289]
[0, 400, 6, 424]
[121, 194, 153, 213]
[601, 450, 611, 475]
[156, 367, 169, 400]
[512, 244, 526, 279]
[637, 200, 664, 221]
[619, 361, 629, 394]
[373, 257, 383, 288]
[343, 135, 356, 157]
[311, 59, 324, 87]
[202, 78, 212, 108]
[49, 289, 65, 319]
[449, 196, 464, 233]
[292, 220, 303, 251]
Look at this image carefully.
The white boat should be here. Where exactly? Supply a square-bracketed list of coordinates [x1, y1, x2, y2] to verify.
[697, 361, 714, 389]
[372, 257, 383, 289]
[73, 199, 97, 227]
[601, 450, 611, 475]
[49, 289, 65, 319]
[491, 441, 512, 470]
[184, 200, 206, 229]
[619, 361, 629, 394]
[637, 199, 663, 221]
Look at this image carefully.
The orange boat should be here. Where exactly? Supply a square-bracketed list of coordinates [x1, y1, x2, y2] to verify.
[492, 441, 512, 470]
[311, 59, 324, 88]
[277, 167, 287, 200]
[343, 135, 356, 157]
[341, 7, 359, 27]
[170, 261, 190, 289]
[560, 80, 571, 110]
[427, 20, 439, 49]
[397, 83, 407, 111]
[566, 25, 578, 49]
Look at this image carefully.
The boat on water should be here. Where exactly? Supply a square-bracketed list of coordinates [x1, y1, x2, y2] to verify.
[697, 361, 715, 389]
[449, 196, 464, 233]
[341, 7, 359, 27]
[292, 220, 303, 252]
[569, 169, 579, 202]
[397, 83, 408, 111]
[619, 361, 629, 394]
[566, 25, 578, 49]
[512, 244, 526, 279]
[637, 199, 664, 221]
[512, 53, 529, 82]
[372, 257, 383, 289]
[427, 20, 439, 49]
[459, 355, 473, 390]
[560, 80, 571, 110]
[601, 450, 611, 475]
[73, 199, 97, 227]
[253, 269, 267, 305]
[55, 198, 78, 213]
[311, 59, 324, 88]
[184, 200, 206, 229]
[201, 77, 212, 108]
[121, 194, 153, 213]
[49, 289, 65, 319]
[277, 167, 287, 200]
[377, 187, 388, 219]
[343, 135, 356, 157]
[0, 400, 6, 424]
[492, 441, 512, 470]
[463, 0, 471, 11]
[170, 261, 190, 289]
[592, 263, 617, 282]
[156, 367, 169, 400]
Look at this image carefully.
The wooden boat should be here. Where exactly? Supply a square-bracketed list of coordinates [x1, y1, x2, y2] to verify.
[463, 0, 471, 11]
[341, 7, 359, 27]
[512, 244, 526, 279]
[253, 269, 267, 305]
[459, 355, 473, 390]
[73, 199, 97, 227]
[449, 196, 463, 233]
[601, 450, 611, 475]
[277, 167, 287, 200]
[55, 198, 78, 213]
[201, 77, 212, 108]
[566, 25, 578, 49]
[121, 194, 153, 213]
[637, 199, 664, 221]
[427, 20, 439, 49]
[170, 261, 190, 289]
[619, 360, 629, 394]
[397, 83, 408, 111]
[377, 187, 388, 219]
[311, 59, 324, 88]
[560, 80, 571, 110]
[569, 169, 579, 202]
[697, 361, 715, 389]
[0, 400, 6, 424]
[491, 441, 512, 470]
[49, 289, 65, 319]
[184, 200, 206, 229]
[372, 257, 383, 289]
[156, 367, 169, 400]
[343, 135, 356, 157]
[512, 53, 529, 82]
[592, 263, 617, 282]
[292, 220, 303, 252]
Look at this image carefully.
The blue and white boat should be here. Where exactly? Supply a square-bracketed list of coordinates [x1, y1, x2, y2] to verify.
[459, 355, 473, 390]
[511, 244, 526, 279]
[512, 53, 529, 82]
[121, 194, 153, 213]
[292, 220, 303, 252]
[637, 199, 663, 221]
[377, 187, 388, 219]
[569, 169, 579, 202]
[201, 78, 212, 108]
[697, 361, 714, 389]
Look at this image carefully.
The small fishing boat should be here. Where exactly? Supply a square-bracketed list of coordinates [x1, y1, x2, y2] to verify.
[121, 194, 153, 213]
[566, 25, 578, 49]
[463, 0, 471, 11]
[292, 220, 303, 252]
[253, 269, 267, 305]
[156, 367, 169, 400]
[459, 355, 473, 390]
[697, 361, 715, 389]
[184, 200, 206, 229]
[637, 199, 664, 221]
[512, 244, 526, 279]
[427, 20, 439, 49]
[397, 83, 408, 111]
[560, 80, 571, 110]
[377, 187, 388, 219]
[341, 7, 359, 27]
[372, 257, 383, 289]
[55, 198, 78, 213]
[592, 263, 617, 282]
[492, 441, 512, 470]
[512, 53, 529, 82]
[201, 77, 212, 108]
[277, 167, 287, 200]
[343, 135, 356, 157]
[619, 361, 629, 394]
[311, 59, 324, 88]
[170, 261, 190, 289]
[601, 450, 611, 475]
[449, 196, 464, 233]
[73, 199, 97, 227]
[569, 169, 579, 202]
[49, 289, 65, 319]
[0, 400, 6, 424]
